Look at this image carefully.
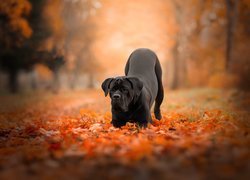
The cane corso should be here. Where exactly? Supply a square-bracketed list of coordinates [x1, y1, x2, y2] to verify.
[102, 48, 164, 128]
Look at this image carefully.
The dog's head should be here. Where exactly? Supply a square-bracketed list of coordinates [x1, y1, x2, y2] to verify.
[101, 76, 143, 112]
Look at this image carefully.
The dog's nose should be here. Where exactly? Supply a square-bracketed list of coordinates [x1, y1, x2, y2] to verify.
[113, 94, 121, 99]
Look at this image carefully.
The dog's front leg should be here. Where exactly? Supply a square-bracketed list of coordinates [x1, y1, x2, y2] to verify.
[133, 106, 152, 128]
[138, 121, 148, 128]
[111, 113, 127, 128]
[111, 119, 127, 128]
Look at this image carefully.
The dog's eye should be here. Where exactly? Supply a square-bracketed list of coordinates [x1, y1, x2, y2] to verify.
[122, 88, 128, 93]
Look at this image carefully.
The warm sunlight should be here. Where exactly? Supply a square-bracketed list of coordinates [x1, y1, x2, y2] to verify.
[0, 0, 249, 179]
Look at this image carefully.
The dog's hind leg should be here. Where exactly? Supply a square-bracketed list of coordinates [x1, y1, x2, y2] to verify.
[154, 57, 164, 120]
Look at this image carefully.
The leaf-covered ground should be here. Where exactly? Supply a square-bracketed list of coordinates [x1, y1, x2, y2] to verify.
[0, 89, 249, 179]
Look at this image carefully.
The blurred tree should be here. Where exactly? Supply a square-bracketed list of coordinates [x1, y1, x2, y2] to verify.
[0, 0, 32, 49]
[62, 0, 101, 89]
[38, 0, 65, 92]
[33, 49, 65, 93]
[225, 0, 239, 71]
[28, 0, 51, 50]
[171, 0, 186, 89]
[170, 0, 197, 89]
[231, 0, 250, 90]
[45, 48, 65, 93]
[0, 0, 33, 93]
[1, 47, 33, 93]
[0, 0, 63, 93]
[169, 0, 239, 88]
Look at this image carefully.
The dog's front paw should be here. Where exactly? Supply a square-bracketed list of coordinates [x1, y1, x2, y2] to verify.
[111, 120, 126, 128]
[137, 122, 148, 128]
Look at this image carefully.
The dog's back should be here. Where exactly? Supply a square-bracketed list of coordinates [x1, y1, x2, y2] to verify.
[125, 48, 164, 115]
[126, 48, 157, 77]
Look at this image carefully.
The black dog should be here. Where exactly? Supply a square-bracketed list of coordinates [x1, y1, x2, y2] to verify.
[102, 48, 164, 128]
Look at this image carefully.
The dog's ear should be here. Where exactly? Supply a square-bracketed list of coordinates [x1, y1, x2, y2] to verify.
[101, 78, 113, 96]
[126, 77, 143, 96]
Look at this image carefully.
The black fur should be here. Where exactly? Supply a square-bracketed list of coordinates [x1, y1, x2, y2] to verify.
[102, 48, 164, 128]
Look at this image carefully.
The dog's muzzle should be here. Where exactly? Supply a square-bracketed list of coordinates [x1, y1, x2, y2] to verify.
[112, 93, 121, 100]
[111, 97, 128, 112]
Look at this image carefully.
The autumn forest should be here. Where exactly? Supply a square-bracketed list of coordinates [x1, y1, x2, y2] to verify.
[0, 0, 249, 179]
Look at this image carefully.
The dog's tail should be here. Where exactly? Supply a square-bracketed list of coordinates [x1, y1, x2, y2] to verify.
[154, 56, 164, 120]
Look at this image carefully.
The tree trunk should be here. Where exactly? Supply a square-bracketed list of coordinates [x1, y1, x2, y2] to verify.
[30, 70, 37, 90]
[225, 0, 239, 71]
[170, 0, 187, 89]
[52, 70, 60, 93]
[87, 73, 95, 89]
[69, 72, 77, 90]
[8, 70, 18, 93]
[171, 41, 180, 89]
